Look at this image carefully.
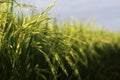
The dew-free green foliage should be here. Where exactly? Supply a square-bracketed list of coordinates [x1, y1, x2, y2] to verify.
[0, 0, 120, 80]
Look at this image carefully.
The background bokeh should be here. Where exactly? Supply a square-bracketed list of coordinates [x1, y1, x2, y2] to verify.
[17, 0, 120, 32]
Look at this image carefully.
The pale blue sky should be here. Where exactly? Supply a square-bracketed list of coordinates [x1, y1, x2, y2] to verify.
[17, 0, 120, 32]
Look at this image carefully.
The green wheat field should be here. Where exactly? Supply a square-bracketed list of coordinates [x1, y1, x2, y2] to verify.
[0, 0, 120, 80]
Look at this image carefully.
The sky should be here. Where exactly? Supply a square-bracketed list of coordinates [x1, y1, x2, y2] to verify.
[17, 0, 120, 32]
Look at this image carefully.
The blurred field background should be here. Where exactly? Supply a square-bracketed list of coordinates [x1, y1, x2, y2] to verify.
[17, 0, 120, 32]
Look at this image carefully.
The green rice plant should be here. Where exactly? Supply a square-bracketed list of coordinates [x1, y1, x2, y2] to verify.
[0, 0, 120, 80]
[0, 0, 58, 80]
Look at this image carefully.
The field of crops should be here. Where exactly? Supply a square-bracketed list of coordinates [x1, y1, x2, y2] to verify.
[0, 0, 120, 80]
